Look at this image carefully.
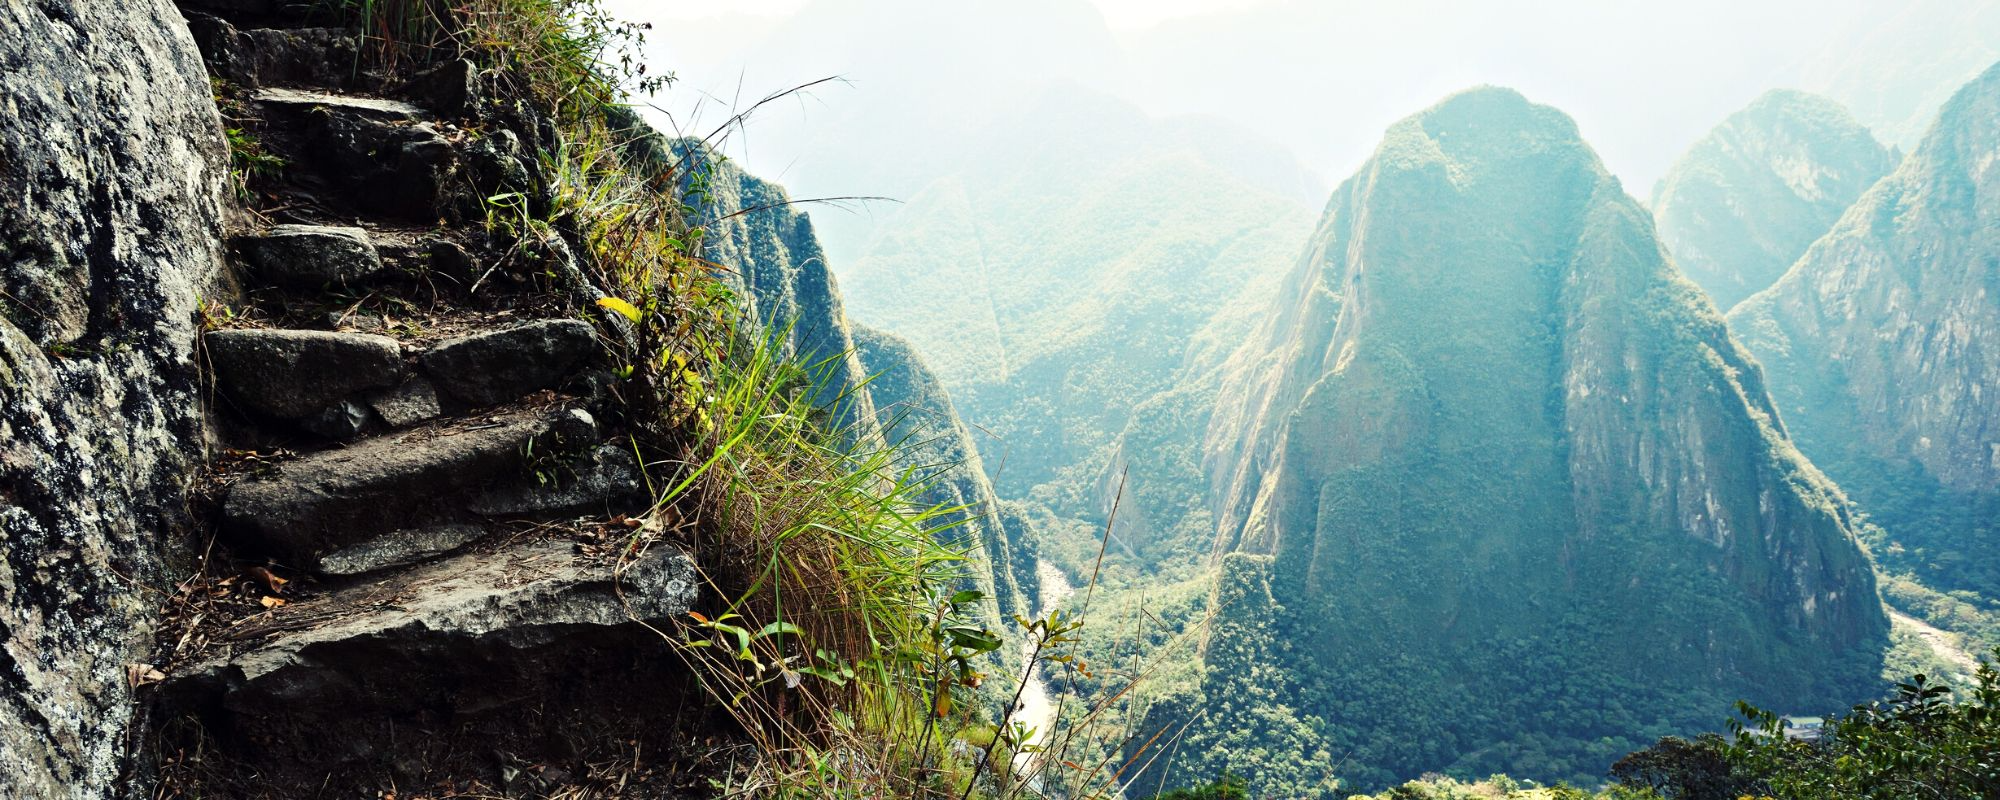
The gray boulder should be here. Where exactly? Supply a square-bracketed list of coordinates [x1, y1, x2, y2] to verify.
[205, 328, 404, 419]
[235, 224, 385, 289]
[421, 319, 597, 405]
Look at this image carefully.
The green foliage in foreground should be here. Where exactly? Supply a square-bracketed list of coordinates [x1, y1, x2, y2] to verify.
[1141, 772, 1248, 800]
[1607, 652, 2000, 799]
[1722, 656, 2000, 799]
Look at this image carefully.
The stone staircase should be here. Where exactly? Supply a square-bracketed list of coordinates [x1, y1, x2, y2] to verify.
[153, 4, 712, 794]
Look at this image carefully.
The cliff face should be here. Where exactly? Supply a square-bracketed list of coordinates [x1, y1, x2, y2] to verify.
[674, 143, 880, 430]
[1197, 87, 1887, 785]
[0, 2, 227, 794]
[1729, 61, 2000, 598]
[669, 143, 1030, 616]
[1652, 90, 1896, 312]
[853, 325, 1032, 617]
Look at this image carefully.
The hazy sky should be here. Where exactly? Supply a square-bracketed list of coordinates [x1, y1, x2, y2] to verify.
[603, 0, 2000, 264]
[627, 0, 1265, 30]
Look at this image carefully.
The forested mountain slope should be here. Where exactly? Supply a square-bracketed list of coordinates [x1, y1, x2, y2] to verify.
[1652, 89, 1896, 311]
[1144, 87, 1890, 793]
[1729, 61, 2000, 603]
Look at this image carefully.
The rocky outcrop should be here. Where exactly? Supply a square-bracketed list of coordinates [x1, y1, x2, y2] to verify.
[1652, 90, 1896, 311]
[670, 140, 880, 430]
[1193, 87, 1887, 786]
[0, 0, 228, 794]
[853, 324, 1032, 617]
[1729, 61, 2000, 598]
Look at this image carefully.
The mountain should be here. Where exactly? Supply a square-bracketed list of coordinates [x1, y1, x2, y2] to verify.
[1145, 87, 1888, 793]
[838, 86, 1317, 511]
[1729, 61, 2000, 602]
[1652, 90, 1896, 311]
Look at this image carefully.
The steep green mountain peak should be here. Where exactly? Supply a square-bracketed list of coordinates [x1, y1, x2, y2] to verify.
[1728, 58, 2000, 599]
[1653, 88, 1895, 310]
[1162, 86, 1890, 793]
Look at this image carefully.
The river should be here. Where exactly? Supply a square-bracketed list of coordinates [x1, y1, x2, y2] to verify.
[1011, 561, 1076, 774]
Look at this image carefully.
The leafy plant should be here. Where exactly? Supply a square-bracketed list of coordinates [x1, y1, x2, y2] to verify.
[1722, 653, 2000, 799]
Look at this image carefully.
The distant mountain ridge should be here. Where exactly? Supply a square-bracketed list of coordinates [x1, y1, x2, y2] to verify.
[1652, 89, 1896, 311]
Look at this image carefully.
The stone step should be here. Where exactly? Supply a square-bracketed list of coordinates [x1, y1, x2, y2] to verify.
[248, 86, 456, 220]
[252, 87, 427, 122]
[220, 407, 643, 575]
[233, 223, 386, 290]
[420, 319, 599, 406]
[205, 319, 599, 438]
[184, 16, 361, 90]
[157, 538, 697, 788]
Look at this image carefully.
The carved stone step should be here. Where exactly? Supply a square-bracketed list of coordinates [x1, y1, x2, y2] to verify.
[422, 319, 598, 406]
[184, 16, 361, 90]
[206, 318, 600, 439]
[250, 87, 455, 220]
[234, 223, 385, 289]
[157, 538, 698, 789]
[252, 87, 427, 122]
[220, 407, 636, 574]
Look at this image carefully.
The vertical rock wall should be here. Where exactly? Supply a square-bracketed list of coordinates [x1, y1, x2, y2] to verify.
[0, 1, 227, 794]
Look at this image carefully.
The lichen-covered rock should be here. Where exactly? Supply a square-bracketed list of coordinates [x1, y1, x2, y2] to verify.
[365, 376, 444, 427]
[221, 408, 598, 574]
[0, 0, 227, 795]
[205, 328, 404, 419]
[233, 224, 386, 289]
[420, 319, 597, 406]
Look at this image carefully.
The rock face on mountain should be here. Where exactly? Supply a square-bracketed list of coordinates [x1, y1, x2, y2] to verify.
[853, 325, 1032, 616]
[1729, 62, 2000, 600]
[663, 141, 1030, 615]
[672, 142, 879, 429]
[1652, 90, 1896, 311]
[1189, 87, 1888, 789]
[0, 2, 227, 795]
